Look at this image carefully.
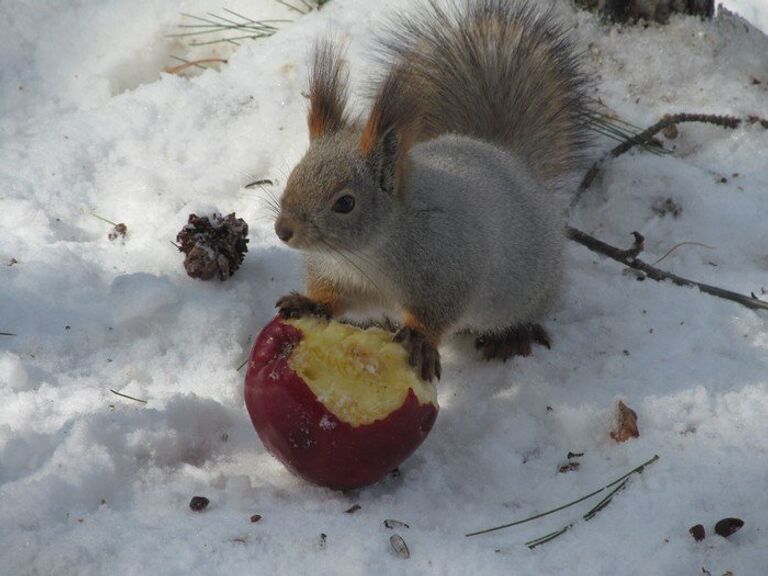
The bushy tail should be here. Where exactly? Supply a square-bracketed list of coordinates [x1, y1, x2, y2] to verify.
[373, 0, 594, 184]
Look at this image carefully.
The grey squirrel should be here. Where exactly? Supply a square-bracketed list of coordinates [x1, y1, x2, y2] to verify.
[274, 0, 594, 381]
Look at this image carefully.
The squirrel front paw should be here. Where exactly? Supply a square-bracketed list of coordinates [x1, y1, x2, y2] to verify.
[276, 292, 332, 319]
[393, 327, 441, 382]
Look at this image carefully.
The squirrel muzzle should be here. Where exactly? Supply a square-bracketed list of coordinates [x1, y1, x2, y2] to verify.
[274, 214, 295, 244]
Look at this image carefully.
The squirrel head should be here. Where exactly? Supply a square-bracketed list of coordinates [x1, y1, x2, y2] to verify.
[275, 128, 400, 252]
[275, 41, 420, 254]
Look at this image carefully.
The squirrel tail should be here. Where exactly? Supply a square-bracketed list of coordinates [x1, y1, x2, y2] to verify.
[373, 0, 594, 184]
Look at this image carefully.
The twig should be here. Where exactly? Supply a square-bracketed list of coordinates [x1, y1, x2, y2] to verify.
[237, 357, 250, 371]
[110, 389, 148, 404]
[165, 58, 228, 74]
[566, 227, 768, 311]
[573, 113, 742, 205]
[466, 455, 660, 537]
[612, 113, 740, 158]
[169, 55, 209, 71]
[0, 332, 16, 336]
[653, 241, 714, 265]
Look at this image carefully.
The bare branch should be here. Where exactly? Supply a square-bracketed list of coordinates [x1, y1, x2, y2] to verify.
[566, 227, 768, 312]
[574, 113, 742, 204]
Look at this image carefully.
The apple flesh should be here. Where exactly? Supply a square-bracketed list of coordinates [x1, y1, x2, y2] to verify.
[244, 316, 439, 490]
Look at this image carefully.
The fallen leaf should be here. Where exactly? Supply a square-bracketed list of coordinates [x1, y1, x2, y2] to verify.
[108, 223, 127, 241]
[558, 462, 580, 474]
[610, 401, 639, 443]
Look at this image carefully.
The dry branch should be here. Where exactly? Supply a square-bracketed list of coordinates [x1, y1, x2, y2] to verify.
[573, 113, 742, 204]
[566, 227, 768, 312]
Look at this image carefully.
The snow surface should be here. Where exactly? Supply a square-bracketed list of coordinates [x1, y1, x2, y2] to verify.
[1, 0, 768, 574]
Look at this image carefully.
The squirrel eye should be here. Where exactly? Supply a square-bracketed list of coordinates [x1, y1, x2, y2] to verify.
[332, 194, 355, 214]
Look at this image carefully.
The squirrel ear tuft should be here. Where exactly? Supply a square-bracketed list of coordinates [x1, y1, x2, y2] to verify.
[308, 39, 349, 140]
[360, 65, 421, 195]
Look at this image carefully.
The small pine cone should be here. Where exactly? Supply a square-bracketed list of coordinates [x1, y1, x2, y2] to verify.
[176, 213, 249, 281]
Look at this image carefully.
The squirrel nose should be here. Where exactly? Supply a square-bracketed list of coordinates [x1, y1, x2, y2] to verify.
[274, 218, 294, 243]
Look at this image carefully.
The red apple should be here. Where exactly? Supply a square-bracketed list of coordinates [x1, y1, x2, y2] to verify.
[243, 316, 439, 490]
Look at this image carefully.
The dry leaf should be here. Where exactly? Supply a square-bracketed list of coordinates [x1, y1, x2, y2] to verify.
[558, 461, 580, 474]
[108, 223, 127, 241]
[610, 401, 639, 443]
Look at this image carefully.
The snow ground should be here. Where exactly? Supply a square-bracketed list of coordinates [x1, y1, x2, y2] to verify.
[1, 0, 767, 574]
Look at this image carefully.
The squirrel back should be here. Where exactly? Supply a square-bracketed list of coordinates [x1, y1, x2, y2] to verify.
[374, 0, 593, 184]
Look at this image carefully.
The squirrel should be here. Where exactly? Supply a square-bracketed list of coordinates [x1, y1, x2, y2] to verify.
[273, 0, 594, 381]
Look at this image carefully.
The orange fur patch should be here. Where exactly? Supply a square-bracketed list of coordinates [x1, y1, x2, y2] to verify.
[308, 108, 328, 140]
[402, 314, 441, 344]
[359, 114, 380, 155]
[307, 277, 346, 316]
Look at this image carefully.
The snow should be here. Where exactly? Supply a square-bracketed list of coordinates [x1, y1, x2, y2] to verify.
[1, 0, 767, 574]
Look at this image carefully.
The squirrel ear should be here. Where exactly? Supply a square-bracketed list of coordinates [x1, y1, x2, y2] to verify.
[360, 65, 420, 195]
[308, 40, 349, 140]
[363, 126, 402, 194]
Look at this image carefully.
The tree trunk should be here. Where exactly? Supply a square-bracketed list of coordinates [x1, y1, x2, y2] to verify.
[574, 0, 714, 24]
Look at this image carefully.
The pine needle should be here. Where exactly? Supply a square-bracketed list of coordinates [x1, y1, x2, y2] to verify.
[466, 454, 660, 538]
[90, 213, 119, 227]
[275, 0, 309, 15]
[526, 476, 632, 549]
[170, 12, 287, 46]
[110, 389, 148, 404]
[653, 241, 714, 265]
[170, 1, 327, 47]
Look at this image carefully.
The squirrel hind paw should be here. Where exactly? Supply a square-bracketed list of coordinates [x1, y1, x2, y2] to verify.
[475, 323, 551, 362]
[276, 292, 331, 319]
[393, 327, 441, 382]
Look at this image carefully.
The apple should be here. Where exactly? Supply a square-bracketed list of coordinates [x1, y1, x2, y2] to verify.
[243, 316, 439, 490]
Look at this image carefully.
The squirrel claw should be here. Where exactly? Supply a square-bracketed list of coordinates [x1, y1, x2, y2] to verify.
[394, 327, 441, 382]
[276, 292, 331, 319]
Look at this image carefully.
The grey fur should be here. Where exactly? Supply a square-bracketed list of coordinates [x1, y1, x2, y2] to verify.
[276, 0, 591, 342]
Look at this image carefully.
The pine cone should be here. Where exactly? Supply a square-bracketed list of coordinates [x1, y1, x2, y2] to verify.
[176, 213, 249, 281]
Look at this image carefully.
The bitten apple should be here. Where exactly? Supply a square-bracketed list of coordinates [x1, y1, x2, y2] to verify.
[244, 316, 439, 490]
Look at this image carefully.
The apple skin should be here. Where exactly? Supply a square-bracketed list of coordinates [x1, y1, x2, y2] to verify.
[243, 316, 439, 490]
